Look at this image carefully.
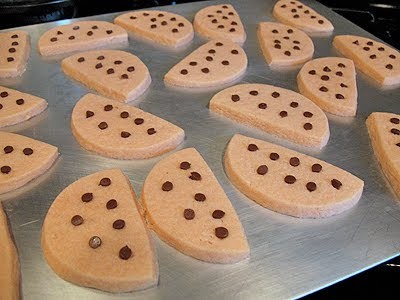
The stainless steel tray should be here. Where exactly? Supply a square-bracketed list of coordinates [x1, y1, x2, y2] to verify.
[1, 0, 400, 299]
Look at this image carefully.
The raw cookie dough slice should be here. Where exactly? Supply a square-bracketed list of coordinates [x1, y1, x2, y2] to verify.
[114, 10, 193, 48]
[225, 134, 364, 218]
[42, 169, 158, 292]
[194, 4, 246, 45]
[367, 112, 400, 198]
[333, 35, 400, 86]
[257, 22, 314, 67]
[273, 0, 333, 33]
[0, 206, 20, 300]
[0, 30, 30, 78]
[62, 50, 151, 102]
[164, 39, 247, 88]
[142, 148, 249, 264]
[297, 57, 357, 117]
[0, 85, 48, 128]
[72, 93, 184, 159]
[0, 132, 58, 194]
[209, 83, 329, 148]
[38, 21, 128, 56]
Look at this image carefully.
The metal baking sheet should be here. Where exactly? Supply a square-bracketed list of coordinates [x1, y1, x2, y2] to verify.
[1, 0, 400, 299]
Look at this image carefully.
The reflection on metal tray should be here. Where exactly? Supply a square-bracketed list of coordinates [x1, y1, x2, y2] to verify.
[1, 0, 400, 299]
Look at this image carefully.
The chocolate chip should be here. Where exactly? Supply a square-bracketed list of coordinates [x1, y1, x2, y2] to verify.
[222, 60, 230, 65]
[121, 74, 129, 79]
[178, 23, 184, 27]
[170, 17, 176, 21]
[318, 20, 324, 24]
[147, 128, 156, 135]
[158, 13, 164, 17]
[258, 103, 267, 109]
[303, 111, 313, 118]
[312, 163, 322, 173]
[306, 182, 317, 192]
[16, 99, 24, 105]
[162, 181, 173, 191]
[272, 29, 279, 33]
[212, 19, 218, 24]
[363, 47, 370, 51]
[367, 41, 373, 46]
[0, 91, 8, 98]
[1, 166, 11, 174]
[309, 70, 316, 75]
[73, 26, 79, 30]
[290, 102, 299, 108]
[338, 63, 346, 68]
[304, 10, 310, 14]
[293, 14, 299, 18]
[378, 47, 385, 51]
[271, 91, 280, 98]
[179, 162, 191, 170]
[283, 36, 290, 40]
[92, 25, 98, 29]
[390, 118, 399, 124]
[310, 16, 316, 19]
[161, 21, 167, 26]
[215, 227, 229, 239]
[289, 157, 300, 167]
[7, 57, 14, 62]
[212, 210, 225, 219]
[249, 90, 258, 96]
[389, 54, 396, 59]
[206, 56, 213, 61]
[336, 71, 343, 77]
[87, 31, 93, 36]
[321, 75, 329, 81]
[323, 66, 331, 72]
[216, 10, 222, 13]
[106, 30, 113, 34]
[113, 219, 125, 229]
[180, 69, 188, 75]
[231, 94, 240, 102]
[293, 46, 300, 50]
[386, 64, 393, 70]
[274, 40, 281, 44]
[95, 63, 103, 69]
[231, 21, 238, 26]
[231, 49, 239, 54]
[201, 68, 210, 73]
[8, 48, 16, 53]
[303, 123, 313, 130]
[340, 83, 348, 88]
[248, 144, 258, 151]
[281, 4, 286, 8]
[143, 12, 149, 16]
[121, 131, 131, 138]
[4, 146, 13, 154]
[189, 172, 202, 181]
[291, 8, 297, 12]
[81, 193, 93, 202]
[229, 28, 236, 32]
[68, 36, 75, 40]
[257, 165, 268, 175]
[71, 215, 84, 226]
[98, 122, 108, 130]
[134, 118, 144, 125]
[270, 153, 279, 160]
[194, 193, 206, 202]
[284, 51, 291, 56]
[336, 94, 345, 99]
[11, 34, 18, 38]
[104, 104, 113, 111]
[279, 111, 288, 118]
[391, 128, 400, 135]
[99, 177, 111, 186]
[23, 148, 33, 155]
[331, 179, 342, 190]
[0, 104, 3, 109]
[397, 143, 400, 147]
[293, 40, 300, 44]
[150, 18, 156, 22]
[287, 29, 293, 34]
[353, 40, 359, 45]
[120, 111, 129, 118]
[189, 61, 197, 66]
[50, 37, 57, 42]
[216, 42, 223, 46]
[106, 199, 118, 209]
[127, 66, 135, 72]
[274, 44, 281, 49]
[119, 246, 132, 260]
[284, 175, 296, 184]
[89, 236, 101, 249]
[319, 86, 328, 92]
[370, 54, 377, 59]
[172, 28, 178, 33]
[86, 110, 94, 118]
[78, 57, 85, 63]
[151, 24, 157, 29]
[184, 208, 195, 220]
[107, 68, 114, 75]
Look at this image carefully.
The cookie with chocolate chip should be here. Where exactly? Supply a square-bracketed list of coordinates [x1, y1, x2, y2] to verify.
[273, 0, 333, 33]
[257, 22, 314, 67]
[114, 10, 193, 47]
[62, 50, 151, 102]
[0, 131, 58, 194]
[209, 83, 330, 148]
[297, 57, 358, 116]
[225, 134, 364, 218]
[193, 4, 246, 45]
[42, 169, 158, 293]
[333, 35, 400, 86]
[367, 112, 400, 199]
[142, 148, 249, 263]
[71, 93, 184, 159]
[164, 39, 247, 87]
[38, 21, 128, 56]
[0, 30, 30, 78]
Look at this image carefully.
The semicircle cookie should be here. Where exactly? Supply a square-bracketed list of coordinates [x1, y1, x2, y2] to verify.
[0, 132, 58, 194]
[0, 206, 20, 300]
[42, 169, 158, 293]
[273, 0, 333, 33]
[297, 57, 357, 116]
[62, 50, 151, 102]
[0, 85, 48, 128]
[114, 10, 193, 47]
[333, 35, 400, 86]
[194, 4, 246, 45]
[225, 134, 364, 218]
[257, 22, 314, 67]
[164, 39, 247, 88]
[209, 83, 330, 148]
[367, 112, 400, 198]
[71, 93, 184, 159]
[0, 30, 30, 78]
[142, 148, 249, 264]
[38, 21, 128, 56]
